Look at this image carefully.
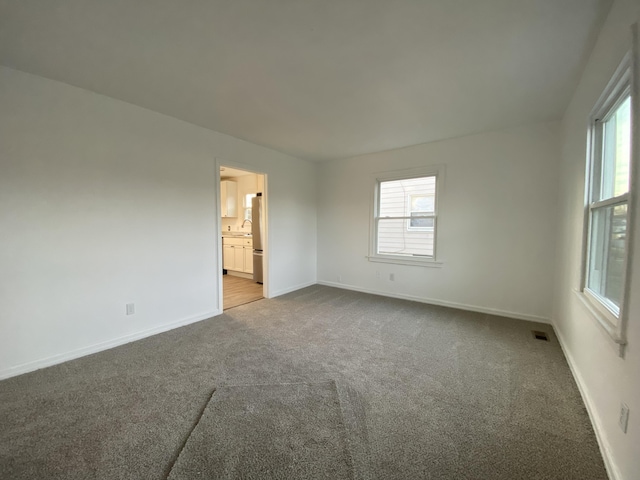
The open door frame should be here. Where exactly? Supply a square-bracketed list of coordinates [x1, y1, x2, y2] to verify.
[215, 157, 269, 313]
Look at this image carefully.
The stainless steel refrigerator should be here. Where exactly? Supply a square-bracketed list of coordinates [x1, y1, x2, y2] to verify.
[251, 194, 264, 283]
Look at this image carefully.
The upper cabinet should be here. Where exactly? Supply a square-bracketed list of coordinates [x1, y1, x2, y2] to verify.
[220, 180, 237, 217]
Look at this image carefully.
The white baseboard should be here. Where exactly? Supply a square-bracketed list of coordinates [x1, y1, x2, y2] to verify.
[269, 280, 317, 298]
[553, 324, 620, 480]
[0, 309, 221, 381]
[317, 280, 551, 324]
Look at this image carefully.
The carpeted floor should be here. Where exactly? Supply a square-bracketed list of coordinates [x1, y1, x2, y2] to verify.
[167, 381, 356, 479]
[0, 285, 607, 479]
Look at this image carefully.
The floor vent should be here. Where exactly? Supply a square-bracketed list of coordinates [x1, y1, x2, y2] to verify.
[532, 330, 549, 341]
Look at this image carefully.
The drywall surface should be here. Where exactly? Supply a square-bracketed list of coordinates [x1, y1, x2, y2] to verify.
[553, 1, 640, 479]
[0, 66, 317, 378]
[317, 122, 560, 322]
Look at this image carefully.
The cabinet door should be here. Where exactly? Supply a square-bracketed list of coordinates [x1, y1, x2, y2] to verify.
[223, 245, 234, 270]
[233, 245, 244, 271]
[244, 247, 254, 274]
[220, 181, 238, 218]
[226, 181, 238, 217]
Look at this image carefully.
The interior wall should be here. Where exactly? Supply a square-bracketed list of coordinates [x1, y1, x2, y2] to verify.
[553, 1, 640, 479]
[317, 121, 560, 322]
[0, 66, 317, 379]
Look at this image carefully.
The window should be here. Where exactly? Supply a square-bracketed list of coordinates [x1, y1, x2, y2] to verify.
[369, 167, 442, 266]
[407, 194, 435, 230]
[244, 193, 256, 222]
[582, 53, 634, 339]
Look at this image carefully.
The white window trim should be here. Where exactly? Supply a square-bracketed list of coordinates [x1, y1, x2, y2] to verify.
[368, 165, 444, 267]
[578, 48, 637, 352]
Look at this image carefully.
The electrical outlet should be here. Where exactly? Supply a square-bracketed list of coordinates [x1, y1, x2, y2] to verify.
[389, 273, 395, 281]
[376, 271, 380, 279]
[126, 303, 135, 316]
[337, 275, 342, 283]
[619, 403, 629, 433]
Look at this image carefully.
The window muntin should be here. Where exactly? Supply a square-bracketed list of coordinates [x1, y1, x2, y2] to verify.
[584, 65, 632, 326]
[374, 175, 437, 259]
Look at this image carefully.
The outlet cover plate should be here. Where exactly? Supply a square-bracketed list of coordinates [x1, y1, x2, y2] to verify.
[619, 403, 629, 433]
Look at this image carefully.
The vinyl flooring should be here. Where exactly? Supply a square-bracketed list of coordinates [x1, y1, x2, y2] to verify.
[223, 274, 263, 310]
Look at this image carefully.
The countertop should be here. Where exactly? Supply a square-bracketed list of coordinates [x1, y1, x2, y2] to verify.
[222, 233, 252, 238]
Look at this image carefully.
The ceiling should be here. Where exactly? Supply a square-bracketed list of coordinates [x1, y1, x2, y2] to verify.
[0, 0, 611, 161]
[221, 166, 256, 178]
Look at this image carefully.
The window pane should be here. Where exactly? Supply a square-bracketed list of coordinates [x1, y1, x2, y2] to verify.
[377, 218, 434, 257]
[409, 215, 434, 228]
[410, 194, 434, 213]
[601, 96, 631, 199]
[587, 203, 627, 310]
[245, 193, 256, 207]
[379, 176, 435, 217]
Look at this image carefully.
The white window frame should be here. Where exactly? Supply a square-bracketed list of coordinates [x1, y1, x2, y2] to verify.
[579, 50, 636, 349]
[368, 165, 444, 267]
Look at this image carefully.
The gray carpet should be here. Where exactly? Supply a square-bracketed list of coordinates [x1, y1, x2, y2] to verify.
[0, 285, 607, 479]
[167, 382, 355, 479]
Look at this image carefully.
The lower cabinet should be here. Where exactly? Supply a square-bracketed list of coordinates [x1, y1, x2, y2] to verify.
[223, 238, 254, 274]
[223, 245, 235, 270]
[233, 245, 245, 271]
[244, 247, 254, 274]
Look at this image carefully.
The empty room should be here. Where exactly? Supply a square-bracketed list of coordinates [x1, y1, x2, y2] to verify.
[1, 1, 639, 479]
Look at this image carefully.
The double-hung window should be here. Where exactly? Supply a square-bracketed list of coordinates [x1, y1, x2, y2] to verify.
[369, 166, 442, 266]
[582, 53, 634, 342]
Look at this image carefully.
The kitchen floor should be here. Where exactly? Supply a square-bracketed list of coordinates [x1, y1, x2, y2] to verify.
[223, 275, 263, 310]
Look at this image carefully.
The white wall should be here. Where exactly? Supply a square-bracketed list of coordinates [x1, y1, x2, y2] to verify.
[553, 1, 640, 479]
[0, 66, 317, 379]
[317, 121, 560, 322]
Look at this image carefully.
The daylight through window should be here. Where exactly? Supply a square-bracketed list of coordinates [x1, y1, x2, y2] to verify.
[583, 57, 633, 330]
[375, 175, 437, 258]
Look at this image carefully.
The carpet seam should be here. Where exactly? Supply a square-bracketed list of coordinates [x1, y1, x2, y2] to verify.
[163, 387, 217, 480]
[331, 380, 362, 480]
[216, 381, 334, 388]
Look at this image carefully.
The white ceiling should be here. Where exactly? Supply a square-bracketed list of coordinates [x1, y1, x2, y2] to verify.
[0, 0, 611, 161]
[221, 166, 255, 178]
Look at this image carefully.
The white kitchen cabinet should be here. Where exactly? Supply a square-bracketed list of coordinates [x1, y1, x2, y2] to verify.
[223, 244, 235, 270]
[233, 245, 244, 270]
[244, 247, 254, 274]
[223, 236, 253, 274]
[220, 180, 237, 218]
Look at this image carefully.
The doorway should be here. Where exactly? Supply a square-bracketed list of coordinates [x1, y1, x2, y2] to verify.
[218, 164, 267, 310]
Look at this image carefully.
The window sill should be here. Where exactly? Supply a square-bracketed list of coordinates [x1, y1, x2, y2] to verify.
[573, 289, 625, 346]
[366, 255, 443, 268]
